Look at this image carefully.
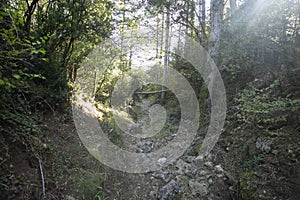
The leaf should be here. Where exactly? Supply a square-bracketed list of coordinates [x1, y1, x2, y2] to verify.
[13, 74, 21, 79]
[0, 79, 5, 86]
[39, 48, 46, 55]
[32, 74, 46, 80]
[18, 18, 24, 25]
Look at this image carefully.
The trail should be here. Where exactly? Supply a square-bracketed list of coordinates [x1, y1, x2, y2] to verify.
[101, 100, 231, 200]
[102, 100, 157, 199]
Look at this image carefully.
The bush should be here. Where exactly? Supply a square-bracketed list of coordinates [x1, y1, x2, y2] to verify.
[235, 80, 300, 129]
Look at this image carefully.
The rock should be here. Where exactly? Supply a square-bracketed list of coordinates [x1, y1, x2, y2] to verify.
[176, 159, 191, 174]
[189, 180, 208, 196]
[158, 157, 167, 166]
[271, 149, 278, 155]
[65, 195, 76, 200]
[199, 170, 209, 176]
[216, 174, 224, 178]
[158, 180, 183, 200]
[135, 140, 153, 153]
[256, 137, 272, 153]
[152, 170, 171, 182]
[215, 165, 223, 173]
[149, 190, 157, 198]
[135, 148, 143, 153]
[183, 156, 196, 163]
[195, 155, 204, 161]
[205, 153, 214, 161]
[153, 142, 161, 150]
[204, 161, 213, 168]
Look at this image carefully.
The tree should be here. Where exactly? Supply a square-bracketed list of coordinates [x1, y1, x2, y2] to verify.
[208, 0, 224, 60]
[161, 2, 171, 104]
[0, 0, 114, 146]
[230, 0, 237, 16]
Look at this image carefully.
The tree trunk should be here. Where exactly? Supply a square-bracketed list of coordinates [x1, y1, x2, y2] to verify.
[160, 12, 164, 62]
[161, 6, 170, 104]
[295, 5, 300, 66]
[156, 15, 160, 58]
[230, 0, 237, 29]
[24, 0, 40, 32]
[201, 0, 206, 41]
[208, 0, 224, 61]
[230, 0, 237, 16]
[184, 0, 190, 54]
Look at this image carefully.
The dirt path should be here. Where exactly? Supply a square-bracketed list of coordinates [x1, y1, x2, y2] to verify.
[102, 100, 158, 199]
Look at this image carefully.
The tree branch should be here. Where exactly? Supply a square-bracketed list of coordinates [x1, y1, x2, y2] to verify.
[135, 90, 168, 95]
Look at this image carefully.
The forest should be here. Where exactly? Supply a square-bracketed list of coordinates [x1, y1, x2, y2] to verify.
[0, 0, 300, 199]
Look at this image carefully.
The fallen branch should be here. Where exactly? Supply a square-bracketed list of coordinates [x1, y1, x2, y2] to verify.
[36, 155, 45, 198]
[135, 90, 169, 95]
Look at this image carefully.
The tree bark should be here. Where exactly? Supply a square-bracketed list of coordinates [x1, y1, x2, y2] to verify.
[184, 0, 190, 54]
[295, 3, 300, 66]
[230, 0, 237, 16]
[230, 0, 237, 29]
[208, 0, 224, 60]
[201, 0, 206, 39]
[24, 0, 40, 32]
[161, 5, 170, 104]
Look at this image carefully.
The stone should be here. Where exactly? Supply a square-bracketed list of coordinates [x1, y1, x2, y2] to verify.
[204, 161, 213, 168]
[158, 180, 183, 200]
[158, 157, 167, 166]
[189, 180, 208, 196]
[215, 165, 223, 173]
[183, 156, 196, 163]
[65, 196, 76, 200]
[176, 159, 191, 174]
[256, 137, 272, 153]
[135, 140, 153, 153]
[152, 170, 170, 182]
[199, 170, 209, 176]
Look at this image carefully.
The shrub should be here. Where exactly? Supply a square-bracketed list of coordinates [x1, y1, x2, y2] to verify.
[235, 80, 300, 129]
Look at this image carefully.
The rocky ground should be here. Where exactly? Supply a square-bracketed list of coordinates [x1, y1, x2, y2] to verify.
[100, 96, 300, 200]
[1, 89, 299, 200]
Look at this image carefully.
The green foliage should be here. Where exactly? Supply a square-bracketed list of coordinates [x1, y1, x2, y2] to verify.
[238, 171, 261, 200]
[95, 54, 131, 106]
[31, 0, 114, 106]
[0, 0, 114, 137]
[221, 0, 299, 80]
[172, 55, 203, 98]
[0, 3, 45, 143]
[243, 153, 265, 170]
[74, 170, 105, 200]
[0, 1, 114, 197]
[99, 115, 124, 147]
[235, 80, 300, 129]
[96, 74, 120, 106]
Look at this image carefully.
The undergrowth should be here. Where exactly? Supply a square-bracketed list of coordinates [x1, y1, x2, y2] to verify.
[235, 79, 300, 130]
